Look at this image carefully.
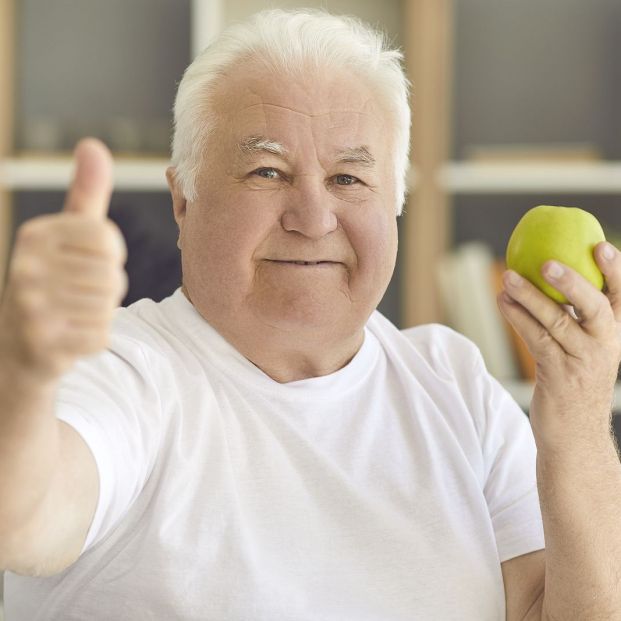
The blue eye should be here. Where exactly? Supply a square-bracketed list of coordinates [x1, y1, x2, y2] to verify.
[255, 168, 279, 180]
[335, 174, 358, 186]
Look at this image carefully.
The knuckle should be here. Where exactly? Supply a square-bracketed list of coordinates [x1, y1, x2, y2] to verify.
[549, 311, 572, 334]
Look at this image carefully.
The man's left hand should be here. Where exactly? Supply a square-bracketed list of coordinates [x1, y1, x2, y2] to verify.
[498, 241, 621, 448]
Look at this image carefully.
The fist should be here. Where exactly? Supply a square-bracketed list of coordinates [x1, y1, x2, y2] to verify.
[0, 139, 128, 381]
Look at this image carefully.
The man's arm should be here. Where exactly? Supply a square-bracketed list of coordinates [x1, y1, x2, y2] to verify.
[501, 549, 545, 620]
[498, 242, 621, 620]
[0, 138, 127, 576]
[0, 368, 99, 576]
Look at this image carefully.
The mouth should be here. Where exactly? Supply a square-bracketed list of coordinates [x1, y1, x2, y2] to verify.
[267, 259, 340, 266]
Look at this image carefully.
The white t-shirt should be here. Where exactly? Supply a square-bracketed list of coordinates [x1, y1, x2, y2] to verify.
[4, 289, 544, 621]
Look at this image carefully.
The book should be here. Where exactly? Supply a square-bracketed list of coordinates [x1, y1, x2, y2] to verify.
[490, 259, 537, 382]
[437, 242, 519, 381]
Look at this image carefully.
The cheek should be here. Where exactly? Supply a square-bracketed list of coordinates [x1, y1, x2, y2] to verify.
[183, 195, 275, 276]
[351, 212, 398, 277]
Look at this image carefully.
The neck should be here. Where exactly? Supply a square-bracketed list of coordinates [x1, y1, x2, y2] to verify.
[241, 330, 365, 383]
[181, 285, 365, 383]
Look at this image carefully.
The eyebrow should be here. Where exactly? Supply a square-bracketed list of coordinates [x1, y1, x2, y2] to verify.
[334, 145, 376, 167]
[237, 135, 375, 167]
[237, 135, 288, 158]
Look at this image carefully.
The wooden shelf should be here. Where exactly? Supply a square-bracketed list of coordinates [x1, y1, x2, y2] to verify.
[0, 156, 169, 191]
[439, 161, 621, 194]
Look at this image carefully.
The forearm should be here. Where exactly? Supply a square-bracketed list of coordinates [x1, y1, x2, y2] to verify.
[536, 421, 621, 621]
[0, 356, 61, 538]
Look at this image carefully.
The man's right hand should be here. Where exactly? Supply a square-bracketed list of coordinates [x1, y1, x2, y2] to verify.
[0, 138, 128, 382]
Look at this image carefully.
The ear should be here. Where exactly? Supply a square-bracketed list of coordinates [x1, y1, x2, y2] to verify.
[166, 166, 186, 249]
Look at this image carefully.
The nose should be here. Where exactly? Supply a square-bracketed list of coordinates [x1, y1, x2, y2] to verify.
[280, 177, 338, 240]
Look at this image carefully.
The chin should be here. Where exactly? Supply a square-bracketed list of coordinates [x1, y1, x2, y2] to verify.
[255, 298, 352, 335]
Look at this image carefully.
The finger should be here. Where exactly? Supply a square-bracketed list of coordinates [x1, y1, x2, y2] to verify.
[497, 289, 563, 361]
[593, 241, 621, 322]
[63, 138, 113, 219]
[46, 216, 126, 262]
[50, 288, 119, 318]
[539, 260, 614, 339]
[59, 327, 110, 357]
[52, 253, 124, 290]
[502, 269, 586, 355]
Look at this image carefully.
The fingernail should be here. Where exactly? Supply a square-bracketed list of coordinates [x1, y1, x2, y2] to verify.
[603, 243, 615, 261]
[545, 261, 564, 279]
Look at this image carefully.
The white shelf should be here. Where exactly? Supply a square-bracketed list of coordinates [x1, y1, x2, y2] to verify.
[0, 156, 169, 191]
[502, 380, 621, 412]
[439, 161, 621, 194]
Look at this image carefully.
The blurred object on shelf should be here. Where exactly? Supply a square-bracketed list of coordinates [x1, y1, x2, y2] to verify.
[14, 0, 191, 156]
[142, 118, 171, 154]
[19, 117, 62, 152]
[437, 241, 519, 381]
[464, 142, 603, 163]
[107, 117, 143, 154]
[490, 258, 536, 382]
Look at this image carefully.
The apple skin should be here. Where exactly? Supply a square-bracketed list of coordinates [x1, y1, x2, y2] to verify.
[506, 205, 606, 304]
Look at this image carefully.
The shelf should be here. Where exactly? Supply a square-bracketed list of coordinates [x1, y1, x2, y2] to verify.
[7, 159, 621, 196]
[439, 161, 621, 194]
[0, 156, 169, 191]
[502, 380, 621, 413]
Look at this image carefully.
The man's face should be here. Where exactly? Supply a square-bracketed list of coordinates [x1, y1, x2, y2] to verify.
[171, 62, 399, 344]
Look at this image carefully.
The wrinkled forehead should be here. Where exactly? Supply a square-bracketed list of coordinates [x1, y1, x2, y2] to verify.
[211, 62, 390, 157]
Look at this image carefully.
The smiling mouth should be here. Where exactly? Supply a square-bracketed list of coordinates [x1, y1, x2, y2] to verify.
[268, 260, 339, 266]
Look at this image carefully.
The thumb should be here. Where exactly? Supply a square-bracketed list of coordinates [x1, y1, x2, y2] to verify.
[63, 138, 113, 218]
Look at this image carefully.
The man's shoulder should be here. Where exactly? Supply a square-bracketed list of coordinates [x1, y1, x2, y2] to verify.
[400, 322, 477, 354]
[111, 291, 184, 343]
[368, 312, 484, 379]
[369, 312, 480, 359]
[102, 294, 185, 372]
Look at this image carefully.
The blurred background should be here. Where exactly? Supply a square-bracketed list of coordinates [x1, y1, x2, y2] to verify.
[0, 0, 620, 401]
[1, 0, 621, 614]
[0, 3, 620, 384]
[0, 0, 621, 382]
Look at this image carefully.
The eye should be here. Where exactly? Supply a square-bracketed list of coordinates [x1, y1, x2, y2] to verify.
[254, 167, 280, 180]
[335, 174, 359, 186]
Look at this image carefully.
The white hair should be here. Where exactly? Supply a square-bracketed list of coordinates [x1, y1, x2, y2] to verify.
[171, 8, 411, 215]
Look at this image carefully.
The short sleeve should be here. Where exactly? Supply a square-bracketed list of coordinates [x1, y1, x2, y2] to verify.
[398, 322, 545, 563]
[471, 353, 545, 563]
[55, 331, 164, 555]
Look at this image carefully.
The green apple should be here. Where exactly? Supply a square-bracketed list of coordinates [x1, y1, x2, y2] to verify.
[506, 205, 606, 304]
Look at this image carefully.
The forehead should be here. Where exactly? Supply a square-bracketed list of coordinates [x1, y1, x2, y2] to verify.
[211, 62, 388, 151]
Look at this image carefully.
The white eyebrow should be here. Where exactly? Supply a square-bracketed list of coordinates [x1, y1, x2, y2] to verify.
[237, 135, 288, 157]
[237, 136, 376, 167]
[335, 145, 376, 167]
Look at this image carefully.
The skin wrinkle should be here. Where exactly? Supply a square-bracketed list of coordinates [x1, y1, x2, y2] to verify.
[239, 101, 378, 118]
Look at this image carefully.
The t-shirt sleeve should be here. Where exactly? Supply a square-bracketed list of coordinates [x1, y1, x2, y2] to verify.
[400, 322, 545, 563]
[468, 343, 545, 563]
[54, 331, 164, 556]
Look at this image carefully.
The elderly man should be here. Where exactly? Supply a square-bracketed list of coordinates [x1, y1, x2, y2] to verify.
[1, 8, 621, 621]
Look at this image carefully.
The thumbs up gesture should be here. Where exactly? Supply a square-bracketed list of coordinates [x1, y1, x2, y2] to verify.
[0, 139, 128, 381]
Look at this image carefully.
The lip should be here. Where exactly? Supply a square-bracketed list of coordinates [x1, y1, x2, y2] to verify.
[266, 259, 342, 267]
